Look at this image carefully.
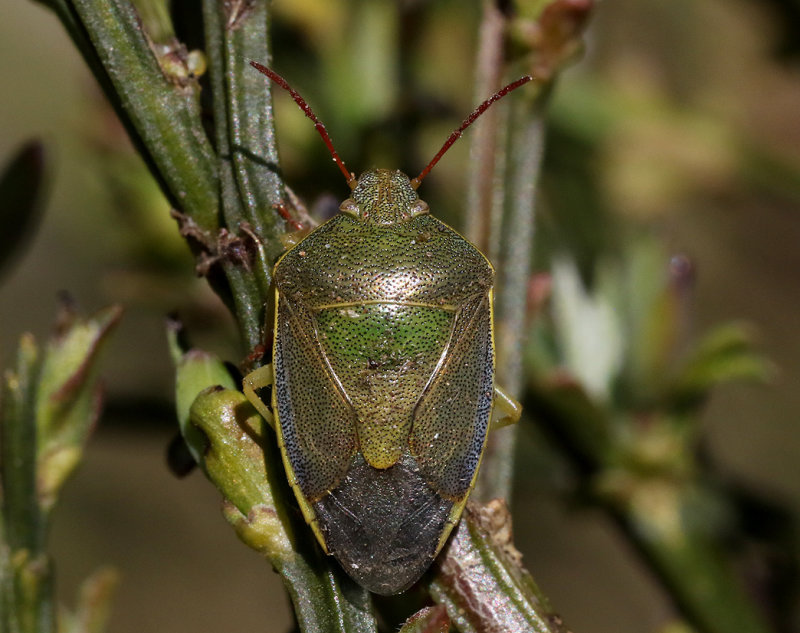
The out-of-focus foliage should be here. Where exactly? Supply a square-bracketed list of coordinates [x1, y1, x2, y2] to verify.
[1, 303, 121, 633]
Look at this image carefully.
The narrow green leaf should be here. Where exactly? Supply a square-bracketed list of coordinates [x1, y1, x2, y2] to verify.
[168, 321, 236, 464]
[671, 323, 773, 410]
[35, 305, 122, 514]
[65, 567, 119, 633]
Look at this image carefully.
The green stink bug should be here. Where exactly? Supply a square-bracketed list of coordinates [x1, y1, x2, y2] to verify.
[244, 63, 527, 594]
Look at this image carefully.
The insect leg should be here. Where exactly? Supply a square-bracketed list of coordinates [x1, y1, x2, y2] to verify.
[283, 182, 317, 229]
[242, 364, 276, 430]
[490, 385, 522, 431]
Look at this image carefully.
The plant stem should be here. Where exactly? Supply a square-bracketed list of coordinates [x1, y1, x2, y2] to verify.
[202, 0, 288, 358]
[465, 0, 508, 256]
[68, 0, 220, 230]
[431, 502, 569, 633]
[468, 0, 552, 503]
[478, 103, 546, 503]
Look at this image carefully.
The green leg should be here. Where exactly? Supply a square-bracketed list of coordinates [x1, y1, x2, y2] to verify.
[490, 385, 522, 431]
[242, 364, 276, 430]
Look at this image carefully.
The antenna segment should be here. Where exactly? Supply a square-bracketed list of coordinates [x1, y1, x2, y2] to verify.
[250, 61, 356, 188]
[411, 75, 533, 188]
[251, 62, 532, 190]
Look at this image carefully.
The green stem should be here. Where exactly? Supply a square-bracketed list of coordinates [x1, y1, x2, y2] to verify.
[1, 336, 43, 555]
[68, 0, 219, 230]
[464, 0, 507, 255]
[477, 102, 546, 502]
[221, 3, 286, 262]
[468, 3, 551, 502]
[1, 336, 54, 633]
[202, 0, 287, 356]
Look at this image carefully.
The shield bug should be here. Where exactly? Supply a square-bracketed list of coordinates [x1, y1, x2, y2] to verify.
[244, 62, 527, 594]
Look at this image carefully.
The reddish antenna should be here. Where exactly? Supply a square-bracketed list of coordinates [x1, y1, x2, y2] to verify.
[250, 61, 357, 188]
[411, 75, 533, 189]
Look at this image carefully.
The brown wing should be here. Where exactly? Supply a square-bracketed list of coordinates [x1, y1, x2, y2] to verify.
[409, 291, 494, 501]
[273, 293, 358, 501]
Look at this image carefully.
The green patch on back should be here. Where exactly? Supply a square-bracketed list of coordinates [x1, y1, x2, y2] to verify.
[315, 303, 454, 468]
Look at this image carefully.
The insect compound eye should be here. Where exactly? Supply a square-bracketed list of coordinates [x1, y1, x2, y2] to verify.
[409, 199, 429, 217]
[339, 198, 360, 217]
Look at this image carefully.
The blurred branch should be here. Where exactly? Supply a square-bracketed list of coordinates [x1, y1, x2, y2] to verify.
[465, 0, 507, 256]
[471, 0, 593, 503]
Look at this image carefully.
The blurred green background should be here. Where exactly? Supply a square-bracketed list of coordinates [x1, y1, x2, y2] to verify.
[2, 0, 800, 631]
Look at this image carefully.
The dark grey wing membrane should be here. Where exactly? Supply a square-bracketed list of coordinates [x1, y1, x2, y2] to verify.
[313, 453, 453, 595]
[274, 294, 358, 501]
[411, 293, 494, 501]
